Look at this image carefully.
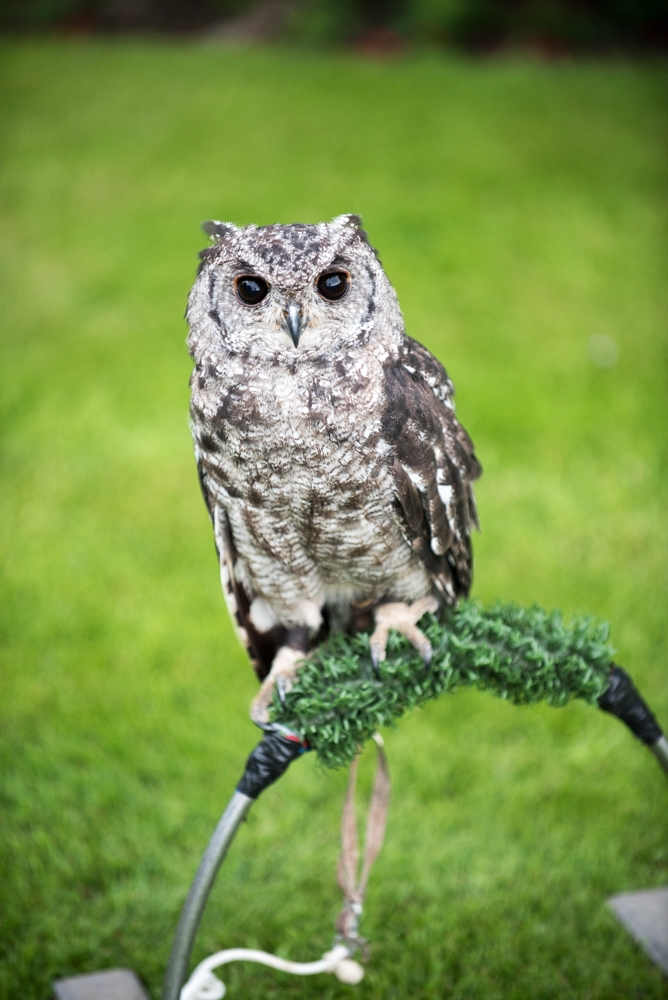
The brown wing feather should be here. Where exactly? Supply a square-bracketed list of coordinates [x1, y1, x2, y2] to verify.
[383, 336, 482, 603]
[196, 454, 286, 680]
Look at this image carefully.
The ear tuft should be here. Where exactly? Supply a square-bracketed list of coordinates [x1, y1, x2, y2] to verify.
[201, 220, 238, 242]
[332, 213, 376, 254]
[332, 213, 364, 231]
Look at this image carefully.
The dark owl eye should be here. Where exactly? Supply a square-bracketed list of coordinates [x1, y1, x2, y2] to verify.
[235, 275, 269, 305]
[317, 270, 349, 301]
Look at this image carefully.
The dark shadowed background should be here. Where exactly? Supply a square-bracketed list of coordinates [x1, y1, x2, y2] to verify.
[2, 0, 668, 51]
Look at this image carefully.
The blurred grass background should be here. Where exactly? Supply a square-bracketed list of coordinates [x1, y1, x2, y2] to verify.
[0, 40, 667, 1000]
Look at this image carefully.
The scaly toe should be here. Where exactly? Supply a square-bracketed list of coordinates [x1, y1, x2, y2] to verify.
[409, 595, 439, 620]
[250, 698, 271, 727]
[249, 646, 304, 728]
[371, 598, 439, 672]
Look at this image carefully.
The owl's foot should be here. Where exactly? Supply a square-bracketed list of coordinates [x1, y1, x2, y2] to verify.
[369, 596, 439, 673]
[250, 646, 305, 728]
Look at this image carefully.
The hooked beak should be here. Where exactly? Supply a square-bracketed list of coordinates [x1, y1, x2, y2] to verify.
[285, 300, 305, 348]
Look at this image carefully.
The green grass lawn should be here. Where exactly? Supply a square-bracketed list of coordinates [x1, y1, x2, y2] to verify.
[1, 40, 667, 1000]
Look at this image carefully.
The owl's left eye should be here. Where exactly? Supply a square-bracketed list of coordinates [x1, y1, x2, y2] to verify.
[235, 275, 269, 305]
[317, 271, 349, 301]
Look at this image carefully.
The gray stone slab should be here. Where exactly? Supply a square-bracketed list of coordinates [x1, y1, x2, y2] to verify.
[608, 887, 668, 975]
[52, 968, 150, 1000]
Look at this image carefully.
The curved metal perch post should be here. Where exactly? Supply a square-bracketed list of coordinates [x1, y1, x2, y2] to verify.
[162, 664, 668, 1000]
[161, 732, 305, 1000]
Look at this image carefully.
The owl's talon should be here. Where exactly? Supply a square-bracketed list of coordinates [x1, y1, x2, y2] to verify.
[276, 674, 288, 706]
[422, 646, 432, 674]
[370, 646, 382, 678]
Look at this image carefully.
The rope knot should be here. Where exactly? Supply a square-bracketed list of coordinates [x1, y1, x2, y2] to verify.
[334, 733, 391, 968]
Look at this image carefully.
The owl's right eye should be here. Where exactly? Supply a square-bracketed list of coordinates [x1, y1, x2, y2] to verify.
[235, 275, 269, 305]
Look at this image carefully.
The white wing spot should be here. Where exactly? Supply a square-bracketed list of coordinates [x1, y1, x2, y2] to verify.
[437, 484, 453, 507]
[406, 468, 425, 491]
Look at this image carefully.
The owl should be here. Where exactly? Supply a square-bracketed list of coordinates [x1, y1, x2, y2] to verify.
[187, 215, 481, 727]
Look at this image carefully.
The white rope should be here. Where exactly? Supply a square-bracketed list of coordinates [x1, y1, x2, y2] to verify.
[181, 736, 388, 1000]
[180, 943, 363, 1000]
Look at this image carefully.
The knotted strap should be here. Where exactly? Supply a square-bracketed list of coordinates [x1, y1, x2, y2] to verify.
[336, 735, 391, 946]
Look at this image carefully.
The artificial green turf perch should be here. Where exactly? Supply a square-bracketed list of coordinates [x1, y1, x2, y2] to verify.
[270, 600, 615, 769]
[168, 603, 668, 1000]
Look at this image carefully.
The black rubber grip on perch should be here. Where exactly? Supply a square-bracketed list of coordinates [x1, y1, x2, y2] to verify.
[237, 731, 306, 799]
[162, 734, 306, 1000]
[598, 664, 664, 745]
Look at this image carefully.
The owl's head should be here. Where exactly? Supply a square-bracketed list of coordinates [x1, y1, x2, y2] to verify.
[187, 214, 402, 360]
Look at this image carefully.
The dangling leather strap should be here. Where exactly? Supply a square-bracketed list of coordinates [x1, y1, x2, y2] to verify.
[335, 735, 391, 945]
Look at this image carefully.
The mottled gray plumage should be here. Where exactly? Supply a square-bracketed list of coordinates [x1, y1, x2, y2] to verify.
[187, 214, 481, 709]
